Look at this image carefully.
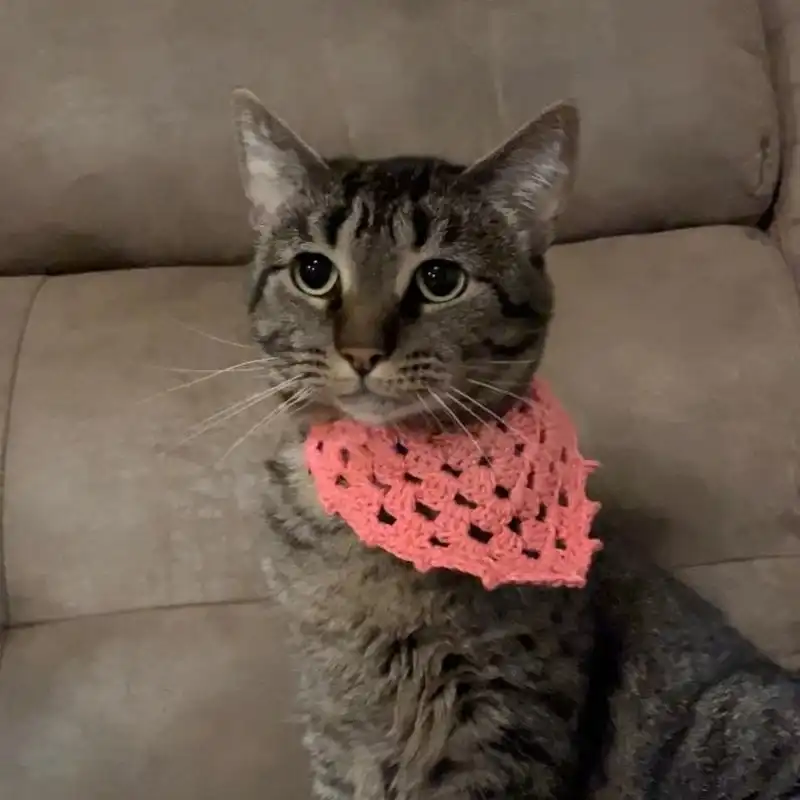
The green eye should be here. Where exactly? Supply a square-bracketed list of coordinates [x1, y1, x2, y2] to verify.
[291, 252, 338, 297]
[414, 259, 467, 303]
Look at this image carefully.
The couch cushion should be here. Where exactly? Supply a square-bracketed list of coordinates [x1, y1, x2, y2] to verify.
[762, 0, 800, 285]
[0, 603, 309, 800]
[0, 0, 778, 273]
[0, 276, 44, 628]
[3, 267, 270, 623]
[4, 226, 800, 663]
[542, 226, 800, 660]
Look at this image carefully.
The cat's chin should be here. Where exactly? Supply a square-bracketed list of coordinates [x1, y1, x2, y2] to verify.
[332, 394, 426, 427]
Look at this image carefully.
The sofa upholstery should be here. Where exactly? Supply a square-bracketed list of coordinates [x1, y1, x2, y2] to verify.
[763, 0, 800, 280]
[0, 0, 782, 273]
[0, 2, 799, 799]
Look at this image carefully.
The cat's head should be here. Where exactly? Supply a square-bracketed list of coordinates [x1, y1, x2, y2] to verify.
[232, 89, 578, 427]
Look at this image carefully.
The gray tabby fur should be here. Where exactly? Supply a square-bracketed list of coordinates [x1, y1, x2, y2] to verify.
[231, 89, 800, 799]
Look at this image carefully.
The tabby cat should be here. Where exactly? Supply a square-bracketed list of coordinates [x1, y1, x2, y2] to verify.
[231, 89, 800, 799]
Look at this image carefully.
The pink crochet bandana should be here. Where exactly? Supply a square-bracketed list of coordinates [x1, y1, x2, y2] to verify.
[305, 380, 602, 590]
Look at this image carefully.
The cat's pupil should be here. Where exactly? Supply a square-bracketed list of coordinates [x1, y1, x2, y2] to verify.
[417, 260, 462, 299]
[295, 253, 334, 291]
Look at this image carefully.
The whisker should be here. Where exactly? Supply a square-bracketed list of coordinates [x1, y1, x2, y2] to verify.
[175, 376, 302, 448]
[467, 359, 542, 366]
[444, 391, 500, 482]
[445, 390, 492, 433]
[461, 378, 536, 387]
[172, 318, 255, 350]
[216, 388, 312, 466]
[136, 358, 274, 406]
[172, 393, 273, 450]
[449, 386, 534, 452]
[416, 392, 445, 434]
[428, 389, 483, 456]
[466, 378, 534, 410]
[146, 364, 269, 375]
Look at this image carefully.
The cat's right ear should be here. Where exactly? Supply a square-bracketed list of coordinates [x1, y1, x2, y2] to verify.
[231, 88, 329, 230]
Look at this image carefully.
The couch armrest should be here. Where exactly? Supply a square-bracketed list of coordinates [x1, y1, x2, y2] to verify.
[762, 0, 800, 284]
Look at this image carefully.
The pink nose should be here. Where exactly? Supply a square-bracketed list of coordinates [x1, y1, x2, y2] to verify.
[339, 348, 383, 376]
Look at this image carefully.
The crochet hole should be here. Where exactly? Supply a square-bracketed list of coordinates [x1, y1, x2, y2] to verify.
[394, 441, 409, 456]
[369, 473, 391, 493]
[441, 463, 462, 478]
[495, 421, 508, 433]
[507, 516, 522, 534]
[478, 455, 492, 467]
[560, 447, 568, 463]
[316, 441, 324, 452]
[536, 503, 547, 522]
[526, 473, 535, 490]
[558, 489, 569, 506]
[339, 447, 350, 465]
[403, 472, 423, 485]
[335, 475, 349, 488]
[377, 506, 396, 525]
[555, 538, 567, 551]
[539, 429, 547, 444]
[494, 485, 510, 499]
[454, 493, 478, 510]
[523, 548, 541, 559]
[514, 443, 525, 456]
[429, 535, 449, 548]
[468, 524, 493, 544]
[414, 501, 440, 521]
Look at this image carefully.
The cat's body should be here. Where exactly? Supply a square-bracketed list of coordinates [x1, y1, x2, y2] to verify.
[263, 434, 800, 800]
[229, 90, 800, 798]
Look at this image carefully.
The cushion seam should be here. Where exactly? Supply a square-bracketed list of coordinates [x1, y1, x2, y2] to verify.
[9, 596, 271, 630]
[0, 276, 47, 627]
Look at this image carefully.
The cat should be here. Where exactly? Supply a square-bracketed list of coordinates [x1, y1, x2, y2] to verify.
[230, 88, 800, 799]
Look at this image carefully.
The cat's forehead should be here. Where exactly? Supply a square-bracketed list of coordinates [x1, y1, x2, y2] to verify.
[306, 157, 470, 290]
[327, 158, 465, 242]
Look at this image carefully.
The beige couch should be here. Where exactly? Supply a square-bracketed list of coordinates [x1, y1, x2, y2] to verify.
[1, 1, 799, 798]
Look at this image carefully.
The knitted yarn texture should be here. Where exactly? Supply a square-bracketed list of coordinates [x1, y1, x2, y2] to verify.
[305, 380, 601, 590]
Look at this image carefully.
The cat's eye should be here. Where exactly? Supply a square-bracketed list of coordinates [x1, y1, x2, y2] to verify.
[414, 259, 467, 303]
[291, 252, 339, 297]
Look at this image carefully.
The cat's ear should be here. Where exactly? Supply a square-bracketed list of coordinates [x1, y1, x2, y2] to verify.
[232, 88, 329, 230]
[460, 101, 579, 246]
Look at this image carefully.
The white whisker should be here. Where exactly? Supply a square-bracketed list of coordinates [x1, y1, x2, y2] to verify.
[444, 391, 502, 482]
[215, 388, 312, 466]
[467, 359, 542, 366]
[416, 392, 445, 434]
[175, 376, 302, 448]
[461, 378, 536, 387]
[466, 378, 534, 410]
[136, 358, 274, 406]
[428, 389, 483, 456]
[445, 390, 492, 434]
[146, 364, 269, 375]
[172, 319, 255, 349]
[449, 386, 534, 451]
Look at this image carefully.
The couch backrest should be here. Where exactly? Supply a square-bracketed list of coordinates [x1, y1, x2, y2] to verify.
[0, 0, 780, 274]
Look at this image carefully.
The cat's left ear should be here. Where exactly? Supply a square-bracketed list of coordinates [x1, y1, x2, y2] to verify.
[460, 101, 579, 247]
[232, 88, 329, 230]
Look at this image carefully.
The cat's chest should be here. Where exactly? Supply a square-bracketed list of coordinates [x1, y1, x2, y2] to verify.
[261, 441, 431, 619]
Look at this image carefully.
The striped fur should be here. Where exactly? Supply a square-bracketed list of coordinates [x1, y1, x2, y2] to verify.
[231, 91, 800, 798]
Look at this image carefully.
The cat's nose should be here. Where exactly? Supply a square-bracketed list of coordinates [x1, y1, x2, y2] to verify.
[339, 347, 384, 377]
